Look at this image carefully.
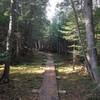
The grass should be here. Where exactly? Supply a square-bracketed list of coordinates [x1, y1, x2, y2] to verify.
[53, 53, 100, 100]
[0, 52, 99, 100]
[0, 51, 46, 100]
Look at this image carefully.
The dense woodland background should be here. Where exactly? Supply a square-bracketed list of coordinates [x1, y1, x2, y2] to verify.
[0, 0, 100, 99]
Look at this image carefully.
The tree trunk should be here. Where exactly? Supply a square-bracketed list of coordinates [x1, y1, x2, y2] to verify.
[0, 14, 12, 83]
[83, 0, 100, 83]
[70, 0, 96, 79]
[0, 0, 15, 83]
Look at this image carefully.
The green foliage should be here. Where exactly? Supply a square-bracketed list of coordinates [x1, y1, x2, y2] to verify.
[0, 52, 9, 61]
[93, 8, 100, 55]
[0, 0, 10, 26]
[94, 8, 100, 27]
[18, 0, 50, 41]
[0, 15, 9, 26]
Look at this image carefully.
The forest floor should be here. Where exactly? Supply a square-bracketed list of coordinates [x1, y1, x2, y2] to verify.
[0, 52, 46, 100]
[0, 52, 100, 100]
[53, 54, 100, 100]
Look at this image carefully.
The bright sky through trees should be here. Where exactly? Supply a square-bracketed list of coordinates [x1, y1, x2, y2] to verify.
[46, 0, 64, 23]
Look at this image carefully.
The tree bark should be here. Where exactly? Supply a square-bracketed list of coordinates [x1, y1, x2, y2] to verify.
[0, 0, 14, 83]
[0, 14, 12, 83]
[70, 0, 96, 79]
[83, 0, 100, 84]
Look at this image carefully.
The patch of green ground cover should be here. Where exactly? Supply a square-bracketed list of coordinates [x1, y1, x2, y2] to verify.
[53, 54, 100, 100]
[0, 52, 46, 100]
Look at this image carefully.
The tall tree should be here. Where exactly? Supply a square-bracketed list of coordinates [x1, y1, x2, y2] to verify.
[70, 0, 95, 78]
[83, 0, 100, 84]
[0, 0, 14, 83]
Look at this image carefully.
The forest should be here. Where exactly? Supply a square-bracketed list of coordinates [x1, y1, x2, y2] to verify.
[0, 0, 100, 100]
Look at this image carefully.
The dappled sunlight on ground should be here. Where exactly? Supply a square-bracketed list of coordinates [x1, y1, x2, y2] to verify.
[57, 65, 89, 79]
[53, 54, 100, 100]
[56, 65, 99, 100]
[0, 64, 44, 100]
[57, 65, 87, 74]
[10, 65, 44, 74]
[0, 52, 46, 100]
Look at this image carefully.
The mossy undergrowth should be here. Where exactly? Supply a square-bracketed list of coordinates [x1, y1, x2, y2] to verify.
[0, 51, 46, 100]
[53, 53, 100, 100]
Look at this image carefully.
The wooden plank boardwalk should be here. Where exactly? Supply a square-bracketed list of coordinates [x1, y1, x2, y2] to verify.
[39, 53, 59, 100]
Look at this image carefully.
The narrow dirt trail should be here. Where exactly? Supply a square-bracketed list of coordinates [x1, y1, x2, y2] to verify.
[39, 53, 59, 100]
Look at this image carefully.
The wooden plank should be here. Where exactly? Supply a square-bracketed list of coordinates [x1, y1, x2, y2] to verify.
[39, 53, 59, 100]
